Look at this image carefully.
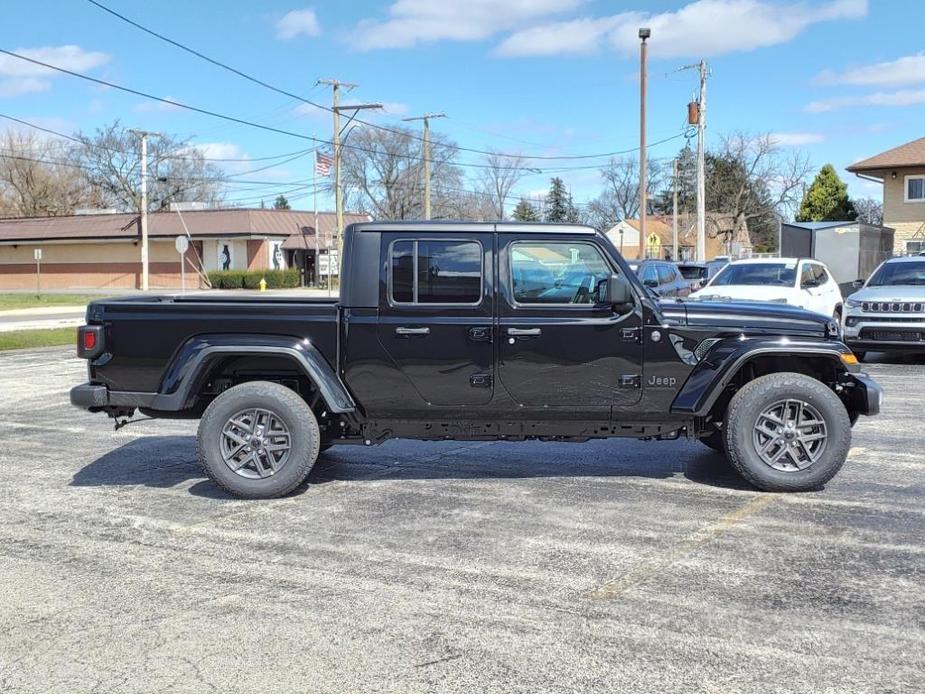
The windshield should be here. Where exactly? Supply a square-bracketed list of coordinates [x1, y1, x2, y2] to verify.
[709, 263, 796, 287]
[867, 261, 925, 286]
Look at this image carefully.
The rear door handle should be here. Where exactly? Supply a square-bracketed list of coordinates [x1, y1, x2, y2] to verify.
[507, 328, 542, 337]
[395, 327, 430, 336]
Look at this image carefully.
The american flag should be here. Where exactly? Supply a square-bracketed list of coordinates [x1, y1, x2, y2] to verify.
[315, 150, 333, 177]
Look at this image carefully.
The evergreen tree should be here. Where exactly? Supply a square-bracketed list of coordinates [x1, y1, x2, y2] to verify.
[273, 194, 291, 210]
[512, 198, 540, 222]
[796, 164, 856, 222]
[543, 177, 580, 223]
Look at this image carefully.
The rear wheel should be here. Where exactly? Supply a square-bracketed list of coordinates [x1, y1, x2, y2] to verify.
[198, 381, 320, 499]
[724, 373, 851, 492]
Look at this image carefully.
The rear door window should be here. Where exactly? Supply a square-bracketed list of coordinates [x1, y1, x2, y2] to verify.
[657, 264, 676, 285]
[390, 239, 482, 304]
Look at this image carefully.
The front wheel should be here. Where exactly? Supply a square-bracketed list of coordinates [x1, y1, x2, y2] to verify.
[198, 381, 320, 499]
[724, 373, 851, 492]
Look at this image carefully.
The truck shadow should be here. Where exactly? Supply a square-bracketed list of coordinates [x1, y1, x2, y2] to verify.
[71, 436, 753, 498]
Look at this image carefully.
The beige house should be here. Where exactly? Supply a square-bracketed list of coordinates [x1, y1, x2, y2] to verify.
[0, 208, 369, 290]
[605, 215, 730, 261]
[847, 136, 925, 255]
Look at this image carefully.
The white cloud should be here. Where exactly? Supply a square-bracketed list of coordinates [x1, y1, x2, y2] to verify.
[193, 143, 247, 160]
[497, 0, 867, 58]
[816, 52, 925, 87]
[293, 103, 329, 121]
[805, 89, 925, 112]
[769, 132, 825, 146]
[0, 77, 51, 97]
[0, 45, 110, 77]
[354, 0, 584, 50]
[276, 9, 321, 40]
[0, 45, 109, 98]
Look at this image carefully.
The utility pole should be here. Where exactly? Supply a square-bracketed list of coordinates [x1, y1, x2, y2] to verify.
[316, 79, 380, 284]
[695, 59, 707, 262]
[638, 28, 650, 260]
[402, 113, 446, 220]
[129, 129, 158, 290]
[672, 157, 679, 261]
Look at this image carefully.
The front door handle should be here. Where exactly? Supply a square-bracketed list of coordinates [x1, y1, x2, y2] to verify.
[507, 328, 542, 337]
[395, 326, 430, 336]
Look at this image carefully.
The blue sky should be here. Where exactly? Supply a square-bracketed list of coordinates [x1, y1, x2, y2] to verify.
[2, 0, 924, 211]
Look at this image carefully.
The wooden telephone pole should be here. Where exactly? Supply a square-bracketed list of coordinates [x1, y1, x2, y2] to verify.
[402, 113, 446, 220]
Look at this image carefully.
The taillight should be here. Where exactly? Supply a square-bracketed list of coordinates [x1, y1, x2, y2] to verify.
[77, 325, 104, 359]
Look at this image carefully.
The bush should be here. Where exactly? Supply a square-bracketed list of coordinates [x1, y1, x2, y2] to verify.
[206, 269, 300, 290]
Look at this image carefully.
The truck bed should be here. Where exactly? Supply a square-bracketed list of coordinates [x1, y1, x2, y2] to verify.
[86, 294, 340, 393]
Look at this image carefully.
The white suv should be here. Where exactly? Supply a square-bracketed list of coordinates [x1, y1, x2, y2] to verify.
[843, 256, 925, 360]
[690, 258, 844, 320]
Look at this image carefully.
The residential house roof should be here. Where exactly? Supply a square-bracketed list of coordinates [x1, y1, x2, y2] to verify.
[846, 136, 925, 174]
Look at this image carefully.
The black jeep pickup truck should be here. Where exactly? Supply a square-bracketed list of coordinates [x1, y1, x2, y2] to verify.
[72, 222, 882, 498]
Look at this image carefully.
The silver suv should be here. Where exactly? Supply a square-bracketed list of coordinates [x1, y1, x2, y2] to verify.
[843, 256, 925, 360]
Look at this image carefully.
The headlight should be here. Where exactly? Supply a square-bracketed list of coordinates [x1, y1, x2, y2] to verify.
[846, 298, 862, 308]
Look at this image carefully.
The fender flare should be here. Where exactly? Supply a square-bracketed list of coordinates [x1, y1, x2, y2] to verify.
[670, 337, 853, 417]
[151, 333, 355, 413]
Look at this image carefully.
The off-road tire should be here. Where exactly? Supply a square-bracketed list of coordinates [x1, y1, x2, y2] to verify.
[723, 373, 851, 492]
[198, 381, 320, 499]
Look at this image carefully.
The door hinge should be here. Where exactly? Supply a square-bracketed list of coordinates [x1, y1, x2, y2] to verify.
[621, 327, 641, 342]
[468, 326, 492, 343]
[469, 372, 493, 388]
[619, 374, 641, 389]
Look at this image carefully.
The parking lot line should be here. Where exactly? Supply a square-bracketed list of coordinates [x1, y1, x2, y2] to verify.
[585, 493, 779, 600]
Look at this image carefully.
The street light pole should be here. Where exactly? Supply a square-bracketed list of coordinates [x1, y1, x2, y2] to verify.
[403, 113, 446, 220]
[638, 27, 650, 260]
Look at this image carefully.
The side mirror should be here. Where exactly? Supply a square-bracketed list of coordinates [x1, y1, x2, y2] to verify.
[607, 274, 634, 307]
[852, 279, 864, 289]
[643, 278, 659, 288]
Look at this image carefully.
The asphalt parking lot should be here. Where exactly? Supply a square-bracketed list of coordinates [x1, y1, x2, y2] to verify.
[1, 347, 923, 693]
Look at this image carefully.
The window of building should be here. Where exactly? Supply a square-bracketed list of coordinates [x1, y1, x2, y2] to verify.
[905, 175, 925, 202]
[390, 239, 482, 304]
[906, 240, 925, 255]
[511, 242, 611, 305]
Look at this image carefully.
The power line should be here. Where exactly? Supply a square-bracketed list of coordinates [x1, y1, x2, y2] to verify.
[83, 0, 682, 163]
[0, 112, 314, 163]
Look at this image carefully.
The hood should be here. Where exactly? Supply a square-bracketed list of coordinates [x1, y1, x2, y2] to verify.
[848, 285, 925, 302]
[692, 285, 795, 302]
[664, 299, 832, 337]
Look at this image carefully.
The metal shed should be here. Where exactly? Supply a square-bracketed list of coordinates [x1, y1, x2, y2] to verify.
[780, 221, 894, 293]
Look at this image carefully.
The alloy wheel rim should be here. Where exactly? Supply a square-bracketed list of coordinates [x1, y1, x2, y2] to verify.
[752, 399, 827, 472]
[220, 408, 292, 479]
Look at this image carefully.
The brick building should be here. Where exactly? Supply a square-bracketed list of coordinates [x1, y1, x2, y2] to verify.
[0, 208, 369, 290]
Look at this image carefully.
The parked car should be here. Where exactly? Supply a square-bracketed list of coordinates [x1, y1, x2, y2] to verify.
[843, 255, 925, 360]
[676, 262, 709, 291]
[691, 258, 844, 320]
[627, 259, 691, 297]
[71, 222, 880, 499]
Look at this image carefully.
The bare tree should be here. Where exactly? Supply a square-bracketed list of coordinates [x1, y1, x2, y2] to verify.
[854, 197, 884, 226]
[476, 151, 526, 219]
[69, 120, 225, 212]
[585, 156, 664, 230]
[340, 125, 464, 220]
[709, 132, 812, 250]
[0, 129, 88, 217]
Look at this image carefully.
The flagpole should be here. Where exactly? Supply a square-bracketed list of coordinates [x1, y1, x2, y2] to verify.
[313, 161, 319, 288]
